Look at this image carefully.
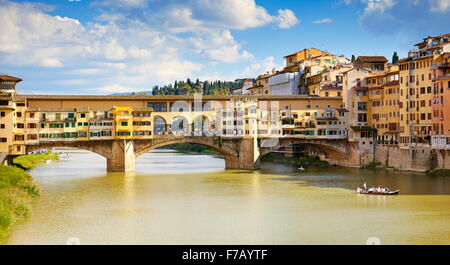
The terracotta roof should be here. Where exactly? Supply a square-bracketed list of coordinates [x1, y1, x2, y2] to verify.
[0, 75, 22, 82]
[283, 48, 326, 58]
[356, 56, 388, 63]
[246, 86, 263, 91]
[398, 57, 411, 63]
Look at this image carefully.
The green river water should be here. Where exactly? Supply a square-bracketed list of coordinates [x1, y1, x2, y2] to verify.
[6, 149, 450, 245]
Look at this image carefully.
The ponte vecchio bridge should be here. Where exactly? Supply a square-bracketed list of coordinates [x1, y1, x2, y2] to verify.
[3, 94, 370, 172]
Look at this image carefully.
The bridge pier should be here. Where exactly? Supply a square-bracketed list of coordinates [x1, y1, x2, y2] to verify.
[224, 137, 260, 170]
[107, 140, 136, 172]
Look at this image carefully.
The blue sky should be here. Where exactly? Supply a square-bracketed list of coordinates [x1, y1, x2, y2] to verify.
[0, 0, 449, 94]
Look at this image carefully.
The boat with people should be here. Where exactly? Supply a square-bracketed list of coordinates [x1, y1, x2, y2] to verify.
[357, 182, 399, 195]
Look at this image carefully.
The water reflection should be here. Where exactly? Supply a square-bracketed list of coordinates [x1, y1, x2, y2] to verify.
[6, 149, 450, 245]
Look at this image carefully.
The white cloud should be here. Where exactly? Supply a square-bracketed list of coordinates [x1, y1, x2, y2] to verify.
[241, 56, 279, 77]
[0, 0, 299, 94]
[191, 30, 254, 63]
[93, 0, 149, 8]
[342, 0, 450, 36]
[275, 9, 299, 29]
[313, 18, 333, 24]
[96, 84, 143, 93]
[41, 58, 63, 68]
[429, 0, 450, 12]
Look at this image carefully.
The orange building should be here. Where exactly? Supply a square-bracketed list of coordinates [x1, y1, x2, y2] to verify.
[431, 49, 450, 148]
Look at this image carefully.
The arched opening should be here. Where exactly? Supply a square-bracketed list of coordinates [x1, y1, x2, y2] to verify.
[153, 116, 167, 135]
[21, 146, 109, 174]
[192, 115, 214, 136]
[258, 143, 342, 168]
[171, 116, 189, 136]
[136, 141, 228, 172]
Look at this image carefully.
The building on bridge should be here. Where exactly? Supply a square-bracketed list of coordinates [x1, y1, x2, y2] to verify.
[0, 75, 371, 171]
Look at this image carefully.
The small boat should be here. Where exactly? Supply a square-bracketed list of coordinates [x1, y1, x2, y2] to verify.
[298, 166, 305, 171]
[357, 187, 399, 195]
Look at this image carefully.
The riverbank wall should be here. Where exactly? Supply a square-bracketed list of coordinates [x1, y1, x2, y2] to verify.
[375, 145, 450, 172]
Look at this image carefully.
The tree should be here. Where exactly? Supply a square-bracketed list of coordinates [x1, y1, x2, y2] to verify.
[392, 51, 399, 65]
[351, 55, 356, 63]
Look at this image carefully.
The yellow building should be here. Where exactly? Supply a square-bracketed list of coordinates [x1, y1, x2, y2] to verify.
[76, 107, 90, 141]
[367, 65, 400, 143]
[0, 75, 22, 154]
[113, 106, 133, 139]
[132, 108, 153, 139]
[399, 52, 435, 145]
[307, 73, 322, 96]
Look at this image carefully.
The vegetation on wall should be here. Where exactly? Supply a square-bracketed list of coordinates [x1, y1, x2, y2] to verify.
[365, 161, 382, 170]
[426, 169, 450, 177]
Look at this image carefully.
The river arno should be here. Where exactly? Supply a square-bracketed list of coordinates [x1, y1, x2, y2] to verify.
[7, 150, 450, 245]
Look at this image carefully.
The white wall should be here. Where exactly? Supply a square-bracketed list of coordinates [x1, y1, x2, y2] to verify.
[269, 72, 300, 95]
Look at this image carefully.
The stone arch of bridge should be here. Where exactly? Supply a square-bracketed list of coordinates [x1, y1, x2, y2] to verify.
[258, 140, 349, 161]
[134, 137, 236, 160]
[25, 141, 113, 160]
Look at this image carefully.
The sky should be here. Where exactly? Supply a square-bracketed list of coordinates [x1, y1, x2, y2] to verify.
[0, 0, 449, 95]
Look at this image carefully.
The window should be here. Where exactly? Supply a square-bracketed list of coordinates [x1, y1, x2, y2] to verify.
[0, 112, 5, 117]
[121, 121, 128, 126]
[117, 131, 131, 136]
[358, 113, 368, 122]
[0, 124, 4, 129]
[17, 112, 22, 118]
[148, 102, 167, 112]
[0, 138, 6, 142]
[80, 113, 86, 118]
[68, 113, 75, 119]
[358, 102, 368, 111]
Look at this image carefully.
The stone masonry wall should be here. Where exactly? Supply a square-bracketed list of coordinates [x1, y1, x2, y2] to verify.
[376, 145, 450, 172]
